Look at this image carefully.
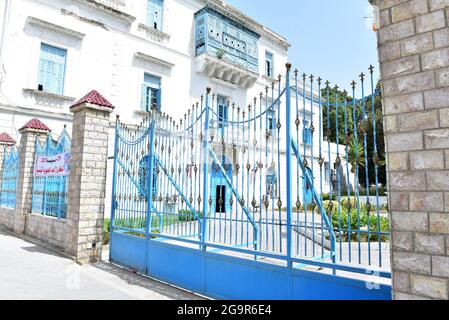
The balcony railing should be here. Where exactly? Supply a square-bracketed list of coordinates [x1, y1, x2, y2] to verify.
[194, 6, 260, 84]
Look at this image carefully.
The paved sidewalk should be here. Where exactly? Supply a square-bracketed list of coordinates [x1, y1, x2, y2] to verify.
[0, 229, 203, 300]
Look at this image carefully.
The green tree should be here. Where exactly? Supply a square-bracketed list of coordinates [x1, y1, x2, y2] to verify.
[322, 81, 386, 188]
[347, 137, 365, 191]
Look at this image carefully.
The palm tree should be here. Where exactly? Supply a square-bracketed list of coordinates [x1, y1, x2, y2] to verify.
[347, 137, 365, 191]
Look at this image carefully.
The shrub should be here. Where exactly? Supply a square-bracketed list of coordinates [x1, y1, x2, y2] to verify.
[178, 209, 203, 222]
[103, 218, 110, 245]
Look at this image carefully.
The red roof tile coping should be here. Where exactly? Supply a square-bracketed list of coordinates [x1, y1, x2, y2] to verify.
[0, 132, 16, 144]
[19, 118, 51, 132]
[71, 90, 114, 109]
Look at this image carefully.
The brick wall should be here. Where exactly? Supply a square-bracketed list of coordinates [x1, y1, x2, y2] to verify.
[371, 0, 449, 300]
[0, 207, 15, 231]
[24, 214, 69, 249]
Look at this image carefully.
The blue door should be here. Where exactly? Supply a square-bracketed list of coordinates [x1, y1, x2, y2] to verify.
[210, 156, 232, 214]
[303, 167, 313, 205]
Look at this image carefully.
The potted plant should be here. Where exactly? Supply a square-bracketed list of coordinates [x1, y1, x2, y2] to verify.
[216, 48, 225, 59]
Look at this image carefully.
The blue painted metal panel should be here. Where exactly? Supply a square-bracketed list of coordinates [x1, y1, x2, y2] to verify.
[204, 254, 291, 300]
[110, 232, 147, 273]
[147, 240, 205, 293]
[111, 234, 391, 300]
[291, 269, 391, 300]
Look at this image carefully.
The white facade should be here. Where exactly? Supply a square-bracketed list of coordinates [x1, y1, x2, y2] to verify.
[0, 0, 352, 217]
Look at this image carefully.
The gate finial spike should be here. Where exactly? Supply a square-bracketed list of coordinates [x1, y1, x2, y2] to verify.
[294, 69, 299, 77]
[351, 80, 357, 89]
[302, 73, 307, 81]
[325, 80, 330, 88]
[309, 74, 314, 82]
[369, 65, 375, 74]
[359, 72, 365, 81]
[286, 63, 292, 71]
[317, 77, 322, 85]
[206, 87, 211, 94]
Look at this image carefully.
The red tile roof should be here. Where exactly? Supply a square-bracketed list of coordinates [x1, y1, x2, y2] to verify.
[0, 132, 16, 144]
[71, 90, 114, 109]
[19, 118, 51, 132]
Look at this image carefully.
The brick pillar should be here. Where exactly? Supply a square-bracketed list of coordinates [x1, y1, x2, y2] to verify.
[66, 91, 114, 264]
[14, 123, 49, 234]
[370, 0, 449, 300]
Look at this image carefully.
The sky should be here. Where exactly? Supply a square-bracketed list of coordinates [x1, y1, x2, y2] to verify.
[225, 0, 379, 96]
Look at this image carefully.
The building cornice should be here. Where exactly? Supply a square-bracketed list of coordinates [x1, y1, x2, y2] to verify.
[134, 52, 175, 69]
[27, 16, 86, 40]
[72, 0, 136, 24]
[0, 102, 73, 122]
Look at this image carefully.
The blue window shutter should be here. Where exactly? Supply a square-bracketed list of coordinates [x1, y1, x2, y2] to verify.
[143, 73, 161, 111]
[144, 73, 161, 89]
[265, 52, 273, 77]
[147, 0, 163, 30]
[156, 88, 161, 111]
[38, 43, 66, 95]
[141, 84, 148, 111]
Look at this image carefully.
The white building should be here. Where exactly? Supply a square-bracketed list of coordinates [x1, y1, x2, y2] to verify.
[0, 0, 351, 217]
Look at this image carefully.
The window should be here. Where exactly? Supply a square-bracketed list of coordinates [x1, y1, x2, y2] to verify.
[37, 43, 67, 95]
[267, 109, 276, 131]
[303, 120, 312, 145]
[217, 95, 228, 132]
[141, 73, 161, 112]
[265, 51, 273, 77]
[266, 173, 278, 199]
[324, 162, 330, 183]
[147, 0, 163, 31]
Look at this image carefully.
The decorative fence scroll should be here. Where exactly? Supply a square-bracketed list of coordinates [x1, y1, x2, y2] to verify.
[31, 128, 71, 219]
[0, 147, 19, 209]
[111, 63, 389, 279]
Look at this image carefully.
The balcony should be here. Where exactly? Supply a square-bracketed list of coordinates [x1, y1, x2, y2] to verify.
[194, 7, 260, 88]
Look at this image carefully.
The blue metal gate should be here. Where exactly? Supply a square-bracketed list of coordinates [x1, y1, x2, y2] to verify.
[31, 128, 71, 219]
[0, 146, 19, 209]
[110, 64, 391, 300]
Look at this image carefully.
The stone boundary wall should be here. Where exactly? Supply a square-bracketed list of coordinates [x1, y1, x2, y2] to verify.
[0, 91, 114, 264]
[24, 214, 69, 250]
[0, 207, 14, 231]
